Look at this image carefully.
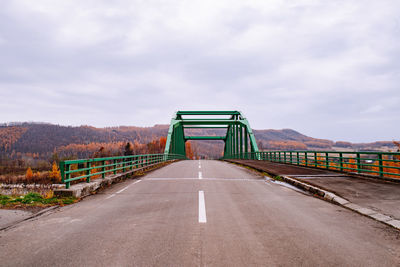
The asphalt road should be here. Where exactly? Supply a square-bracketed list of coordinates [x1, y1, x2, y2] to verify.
[1, 160, 399, 266]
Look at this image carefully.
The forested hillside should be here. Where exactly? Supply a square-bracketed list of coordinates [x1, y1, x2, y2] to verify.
[0, 122, 397, 174]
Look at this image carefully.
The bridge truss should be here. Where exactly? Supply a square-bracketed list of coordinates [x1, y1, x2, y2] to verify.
[164, 111, 259, 158]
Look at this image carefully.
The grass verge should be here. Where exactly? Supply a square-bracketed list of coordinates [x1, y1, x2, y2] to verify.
[0, 192, 77, 209]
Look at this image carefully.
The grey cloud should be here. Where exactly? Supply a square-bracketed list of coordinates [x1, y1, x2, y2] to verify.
[0, 0, 399, 142]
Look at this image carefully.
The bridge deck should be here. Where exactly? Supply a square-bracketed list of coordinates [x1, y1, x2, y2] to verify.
[0, 160, 399, 266]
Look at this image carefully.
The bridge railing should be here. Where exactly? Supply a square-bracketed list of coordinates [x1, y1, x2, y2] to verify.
[59, 153, 186, 189]
[224, 151, 400, 179]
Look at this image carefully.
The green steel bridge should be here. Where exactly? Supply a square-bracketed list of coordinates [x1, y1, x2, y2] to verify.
[164, 111, 259, 158]
[59, 111, 400, 188]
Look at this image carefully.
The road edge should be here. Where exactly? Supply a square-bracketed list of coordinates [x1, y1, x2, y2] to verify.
[0, 206, 59, 232]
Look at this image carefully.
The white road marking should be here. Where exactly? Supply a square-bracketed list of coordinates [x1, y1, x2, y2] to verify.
[106, 194, 116, 199]
[198, 190, 207, 223]
[198, 171, 202, 179]
[116, 180, 141, 194]
[117, 186, 129, 194]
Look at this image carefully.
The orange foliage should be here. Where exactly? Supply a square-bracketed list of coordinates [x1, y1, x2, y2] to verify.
[49, 162, 61, 182]
[90, 164, 101, 180]
[186, 142, 194, 159]
[371, 161, 380, 175]
[343, 158, 357, 172]
[315, 154, 325, 167]
[146, 137, 166, 154]
[160, 137, 167, 150]
[25, 167, 33, 180]
[381, 155, 400, 178]
[266, 141, 307, 150]
[0, 127, 27, 152]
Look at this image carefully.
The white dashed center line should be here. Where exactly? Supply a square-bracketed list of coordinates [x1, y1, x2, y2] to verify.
[105, 194, 116, 199]
[116, 186, 129, 194]
[106, 180, 142, 199]
[198, 190, 207, 223]
[198, 171, 202, 179]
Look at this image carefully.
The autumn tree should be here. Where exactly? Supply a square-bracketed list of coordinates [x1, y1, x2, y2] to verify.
[49, 161, 61, 181]
[26, 167, 33, 180]
[394, 141, 400, 152]
[186, 142, 194, 159]
[160, 137, 167, 151]
[124, 142, 134, 156]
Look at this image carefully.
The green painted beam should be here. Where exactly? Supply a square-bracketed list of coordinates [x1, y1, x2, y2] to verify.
[177, 111, 241, 116]
[184, 126, 228, 129]
[180, 120, 238, 125]
[185, 136, 226, 140]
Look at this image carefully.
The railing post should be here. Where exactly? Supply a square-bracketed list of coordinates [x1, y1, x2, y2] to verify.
[356, 153, 361, 173]
[113, 159, 117, 175]
[102, 160, 106, 178]
[339, 153, 343, 172]
[130, 157, 133, 170]
[289, 152, 293, 164]
[60, 161, 65, 183]
[284, 152, 287, 163]
[325, 152, 329, 169]
[86, 162, 91, 183]
[296, 152, 300, 165]
[314, 152, 317, 167]
[378, 154, 384, 177]
[305, 152, 308, 166]
[65, 164, 71, 189]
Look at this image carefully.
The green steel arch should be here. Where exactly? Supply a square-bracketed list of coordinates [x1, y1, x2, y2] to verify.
[164, 111, 259, 159]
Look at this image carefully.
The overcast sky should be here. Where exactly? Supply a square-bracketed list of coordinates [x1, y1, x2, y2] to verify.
[0, 0, 399, 142]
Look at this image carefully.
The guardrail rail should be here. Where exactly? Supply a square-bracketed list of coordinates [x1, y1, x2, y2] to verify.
[224, 151, 400, 179]
[60, 153, 186, 188]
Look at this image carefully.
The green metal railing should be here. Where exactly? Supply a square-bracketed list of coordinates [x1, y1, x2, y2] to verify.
[224, 151, 400, 179]
[60, 153, 186, 189]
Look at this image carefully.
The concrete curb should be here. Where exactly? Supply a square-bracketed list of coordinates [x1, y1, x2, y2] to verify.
[0, 206, 59, 231]
[54, 160, 178, 198]
[226, 160, 400, 231]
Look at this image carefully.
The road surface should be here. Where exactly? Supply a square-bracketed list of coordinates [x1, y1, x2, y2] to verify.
[0, 160, 399, 266]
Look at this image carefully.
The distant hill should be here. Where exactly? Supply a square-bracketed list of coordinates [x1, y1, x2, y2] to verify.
[254, 129, 334, 150]
[0, 123, 169, 155]
[0, 123, 397, 160]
